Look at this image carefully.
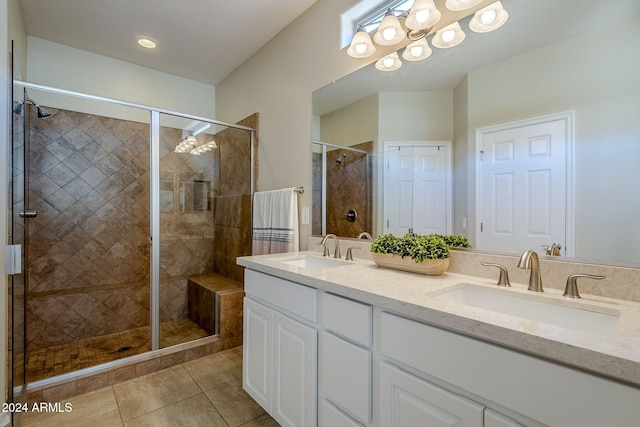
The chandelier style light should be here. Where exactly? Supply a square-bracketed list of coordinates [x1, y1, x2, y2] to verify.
[347, 0, 508, 72]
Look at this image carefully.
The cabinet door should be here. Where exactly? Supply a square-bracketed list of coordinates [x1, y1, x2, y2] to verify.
[379, 362, 483, 427]
[243, 298, 273, 411]
[273, 311, 318, 427]
[321, 331, 371, 424]
[485, 409, 524, 427]
[321, 400, 364, 427]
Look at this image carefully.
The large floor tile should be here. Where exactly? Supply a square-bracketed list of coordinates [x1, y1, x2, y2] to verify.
[239, 413, 280, 427]
[205, 380, 266, 427]
[21, 387, 122, 427]
[113, 365, 201, 421]
[122, 393, 227, 427]
[183, 347, 242, 391]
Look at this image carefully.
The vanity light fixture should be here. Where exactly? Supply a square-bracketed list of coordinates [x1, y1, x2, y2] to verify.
[469, 1, 508, 33]
[405, 0, 441, 30]
[376, 52, 403, 71]
[175, 134, 218, 155]
[445, 0, 484, 11]
[347, 0, 508, 72]
[432, 21, 466, 48]
[347, 26, 377, 58]
[402, 37, 432, 61]
[373, 10, 406, 46]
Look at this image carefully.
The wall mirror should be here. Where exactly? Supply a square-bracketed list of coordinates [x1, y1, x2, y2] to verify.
[312, 0, 640, 267]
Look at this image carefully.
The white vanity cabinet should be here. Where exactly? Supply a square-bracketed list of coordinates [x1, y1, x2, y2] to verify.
[319, 293, 373, 426]
[379, 311, 640, 427]
[243, 270, 318, 427]
[379, 362, 484, 426]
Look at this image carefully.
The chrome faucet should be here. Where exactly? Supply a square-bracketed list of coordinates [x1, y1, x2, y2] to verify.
[517, 250, 543, 292]
[320, 234, 341, 258]
[542, 243, 562, 256]
[357, 231, 373, 240]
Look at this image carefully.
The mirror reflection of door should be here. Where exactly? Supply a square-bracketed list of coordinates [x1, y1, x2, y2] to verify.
[383, 142, 452, 237]
[477, 112, 574, 255]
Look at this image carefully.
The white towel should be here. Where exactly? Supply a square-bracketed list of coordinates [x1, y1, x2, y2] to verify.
[252, 188, 299, 255]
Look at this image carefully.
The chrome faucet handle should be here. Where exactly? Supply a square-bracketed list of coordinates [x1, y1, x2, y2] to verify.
[481, 262, 511, 287]
[320, 242, 330, 257]
[345, 247, 361, 261]
[564, 274, 605, 298]
[333, 238, 342, 259]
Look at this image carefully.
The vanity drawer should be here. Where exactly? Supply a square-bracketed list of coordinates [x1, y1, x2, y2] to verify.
[321, 331, 371, 424]
[322, 293, 372, 346]
[245, 269, 318, 322]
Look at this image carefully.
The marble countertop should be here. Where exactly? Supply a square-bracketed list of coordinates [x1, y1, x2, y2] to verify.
[237, 251, 640, 387]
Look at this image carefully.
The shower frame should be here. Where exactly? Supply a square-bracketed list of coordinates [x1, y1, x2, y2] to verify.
[11, 80, 256, 383]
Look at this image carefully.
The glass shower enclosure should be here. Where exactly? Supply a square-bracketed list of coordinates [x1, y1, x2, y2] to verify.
[9, 81, 255, 403]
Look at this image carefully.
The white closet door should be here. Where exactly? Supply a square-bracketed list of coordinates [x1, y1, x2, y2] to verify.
[385, 143, 450, 237]
[479, 118, 568, 254]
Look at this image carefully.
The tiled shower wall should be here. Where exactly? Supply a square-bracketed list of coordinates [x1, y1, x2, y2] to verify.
[26, 107, 151, 349]
[313, 141, 373, 237]
[24, 106, 254, 349]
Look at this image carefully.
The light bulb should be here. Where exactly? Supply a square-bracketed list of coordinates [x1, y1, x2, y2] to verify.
[355, 43, 367, 54]
[416, 10, 430, 24]
[382, 27, 396, 41]
[442, 30, 456, 43]
[383, 57, 394, 68]
[480, 10, 497, 25]
[410, 45, 424, 57]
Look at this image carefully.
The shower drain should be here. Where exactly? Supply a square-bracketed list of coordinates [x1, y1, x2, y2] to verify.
[116, 345, 133, 353]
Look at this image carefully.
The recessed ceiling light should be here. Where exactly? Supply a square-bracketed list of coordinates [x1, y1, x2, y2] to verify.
[137, 37, 157, 49]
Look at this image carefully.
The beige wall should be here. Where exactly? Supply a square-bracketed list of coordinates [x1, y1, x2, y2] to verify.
[379, 91, 453, 142]
[215, 0, 371, 249]
[25, 37, 216, 122]
[320, 94, 378, 148]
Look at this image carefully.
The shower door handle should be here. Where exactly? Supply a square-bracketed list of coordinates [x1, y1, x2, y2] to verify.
[19, 210, 38, 218]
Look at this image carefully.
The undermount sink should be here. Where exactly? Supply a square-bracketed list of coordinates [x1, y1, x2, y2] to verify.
[274, 255, 352, 270]
[432, 284, 620, 336]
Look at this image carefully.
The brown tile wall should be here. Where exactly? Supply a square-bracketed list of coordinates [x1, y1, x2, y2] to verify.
[325, 142, 373, 237]
[24, 107, 256, 350]
[26, 106, 152, 349]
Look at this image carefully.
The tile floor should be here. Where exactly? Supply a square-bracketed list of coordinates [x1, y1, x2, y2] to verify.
[19, 346, 277, 427]
[17, 318, 209, 383]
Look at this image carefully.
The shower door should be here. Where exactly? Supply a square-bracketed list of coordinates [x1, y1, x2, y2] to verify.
[12, 87, 153, 383]
[9, 88, 28, 400]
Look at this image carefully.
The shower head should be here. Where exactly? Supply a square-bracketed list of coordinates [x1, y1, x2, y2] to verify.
[336, 153, 347, 164]
[13, 97, 52, 118]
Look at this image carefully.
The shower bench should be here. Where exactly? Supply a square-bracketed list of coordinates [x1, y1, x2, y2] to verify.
[187, 273, 244, 337]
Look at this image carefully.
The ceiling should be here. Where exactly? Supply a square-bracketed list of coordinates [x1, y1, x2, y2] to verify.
[19, 0, 640, 107]
[313, 0, 640, 115]
[19, 0, 318, 85]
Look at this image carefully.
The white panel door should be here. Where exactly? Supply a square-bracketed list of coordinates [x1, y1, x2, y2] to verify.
[273, 311, 317, 427]
[386, 146, 415, 236]
[243, 298, 273, 412]
[479, 118, 568, 254]
[385, 143, 450, 236]
[379, 362, 484, 427]
[413, 146, 448, 235]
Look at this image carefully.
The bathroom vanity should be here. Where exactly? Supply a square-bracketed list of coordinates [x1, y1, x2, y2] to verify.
[237, 252, 640, 427]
